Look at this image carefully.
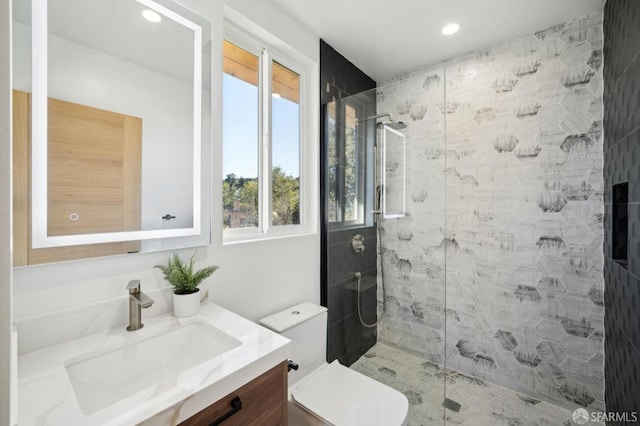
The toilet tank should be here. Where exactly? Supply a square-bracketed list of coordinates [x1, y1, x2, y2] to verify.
[259, 302, 328, 385]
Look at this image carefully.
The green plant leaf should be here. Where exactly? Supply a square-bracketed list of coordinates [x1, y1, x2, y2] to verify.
[155, 252, 219, 293]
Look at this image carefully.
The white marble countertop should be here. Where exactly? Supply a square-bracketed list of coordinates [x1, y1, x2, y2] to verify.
[18, 303, 291, 426]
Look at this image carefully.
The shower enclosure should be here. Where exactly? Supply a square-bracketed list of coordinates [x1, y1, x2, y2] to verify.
[324, 75, 447, 423]
[323, 11, 605, 424]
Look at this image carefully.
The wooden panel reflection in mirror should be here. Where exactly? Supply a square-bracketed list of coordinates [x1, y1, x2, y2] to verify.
[12, 90, 142, 266]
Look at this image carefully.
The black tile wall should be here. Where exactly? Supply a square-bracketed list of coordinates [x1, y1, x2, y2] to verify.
[603, 0, 640, 95]
[605, 54, 640, 145]
[629, 203, 640, 278]
[325, 228, 378, 365]
[327, 272, 373, 326]
[603, 0, 640, 419]
[320, 40, 377, 366]
[320, 40, 376, 105]
[327, 232, 378, 285]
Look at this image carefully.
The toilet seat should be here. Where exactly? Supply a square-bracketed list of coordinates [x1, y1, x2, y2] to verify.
[290, 360, 409, 426]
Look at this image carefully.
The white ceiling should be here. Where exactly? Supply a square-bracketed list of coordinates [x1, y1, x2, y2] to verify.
[13, 0, 211, 85]
[271, 0, 605, 81]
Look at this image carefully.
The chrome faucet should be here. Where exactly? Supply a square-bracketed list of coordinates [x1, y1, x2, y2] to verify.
[126, 280, 154, 331]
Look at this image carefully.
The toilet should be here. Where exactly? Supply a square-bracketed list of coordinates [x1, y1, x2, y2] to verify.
[259, 302, 409, 426]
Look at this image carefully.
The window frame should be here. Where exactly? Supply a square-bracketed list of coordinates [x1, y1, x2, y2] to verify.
[327, 97, 370, 230]
[342, 99, 366, 226]
[222, 23, 311, 242]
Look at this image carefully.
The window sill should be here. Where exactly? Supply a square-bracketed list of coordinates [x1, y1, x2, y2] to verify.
[328, 221, 372, 232]
[223, 228, 317, 246]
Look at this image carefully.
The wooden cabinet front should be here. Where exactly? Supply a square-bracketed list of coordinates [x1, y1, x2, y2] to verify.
[180, 361, 288, 426]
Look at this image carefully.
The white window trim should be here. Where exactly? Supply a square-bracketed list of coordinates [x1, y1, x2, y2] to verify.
[222, 21, 315, 243]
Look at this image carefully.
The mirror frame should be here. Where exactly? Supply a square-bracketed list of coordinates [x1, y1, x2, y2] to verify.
[31, 0, 204, 248]
[381, 124, 406, 219]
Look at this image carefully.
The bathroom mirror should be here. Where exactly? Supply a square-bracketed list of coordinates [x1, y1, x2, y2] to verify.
[381, 125, 406, 219]
[12, 0, 212, 265]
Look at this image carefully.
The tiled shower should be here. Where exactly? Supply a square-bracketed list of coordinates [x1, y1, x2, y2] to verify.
[378, 11, 605, 410]
[320, 7, 632, 424]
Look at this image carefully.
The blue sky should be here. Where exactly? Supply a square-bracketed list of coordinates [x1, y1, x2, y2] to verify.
[222, 74, 300, 179]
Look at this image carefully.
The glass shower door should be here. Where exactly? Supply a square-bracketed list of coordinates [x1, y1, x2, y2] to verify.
[341, 68, 447, 425]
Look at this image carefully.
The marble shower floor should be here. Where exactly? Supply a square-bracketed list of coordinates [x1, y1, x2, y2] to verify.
[351, 343, 603, 426]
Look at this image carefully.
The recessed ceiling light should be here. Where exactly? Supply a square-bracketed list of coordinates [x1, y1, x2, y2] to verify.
[142, 9, 162, 23]
[442, 23, 460, 36]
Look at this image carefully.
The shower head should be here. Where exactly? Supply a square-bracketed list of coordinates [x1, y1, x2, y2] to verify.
[379, 120, 407, 130]
[355, 112, 407, 131]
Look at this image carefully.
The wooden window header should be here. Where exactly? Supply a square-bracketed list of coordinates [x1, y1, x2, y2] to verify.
[223, 40, 299, 104]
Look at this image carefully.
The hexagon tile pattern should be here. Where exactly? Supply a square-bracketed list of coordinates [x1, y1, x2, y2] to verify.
[375, 11, 604, 412]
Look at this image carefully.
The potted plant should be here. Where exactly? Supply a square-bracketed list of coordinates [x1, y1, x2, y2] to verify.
[155, 253, 219, 318]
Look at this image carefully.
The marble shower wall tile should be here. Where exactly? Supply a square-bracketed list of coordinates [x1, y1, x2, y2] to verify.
[376, 67, 447, 365]
[376, 12, 604, 412]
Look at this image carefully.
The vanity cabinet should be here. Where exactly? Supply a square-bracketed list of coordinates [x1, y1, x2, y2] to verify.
[180, 361, 288, 426]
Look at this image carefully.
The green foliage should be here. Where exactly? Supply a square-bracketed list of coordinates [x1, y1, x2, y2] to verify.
[343, 125, 358, 220]
[223, 173, 259, 228]
[271, 166, 300, 225]
[222, 168, 300, 228]
[326, 115, 358, 222]
[327, 116, 338, 221]
[155, 253, 219, 294]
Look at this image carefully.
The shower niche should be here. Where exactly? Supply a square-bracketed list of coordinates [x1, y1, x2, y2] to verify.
[613, 182, 629, 268]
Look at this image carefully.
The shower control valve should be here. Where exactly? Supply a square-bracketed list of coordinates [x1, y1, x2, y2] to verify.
[352, 234, 365, 255]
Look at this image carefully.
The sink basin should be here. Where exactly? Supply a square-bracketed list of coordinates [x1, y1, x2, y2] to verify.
[65, 321, 241, 414]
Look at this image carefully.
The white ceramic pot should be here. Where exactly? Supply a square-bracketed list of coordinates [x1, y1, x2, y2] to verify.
[173, 289, 201, 318]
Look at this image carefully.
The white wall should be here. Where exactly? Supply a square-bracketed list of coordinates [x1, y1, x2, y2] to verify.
[0, 0, 14, 422]
[13, 22, 195, 232]
[211, 0, 320, 320]
[11, 0, 320, 350]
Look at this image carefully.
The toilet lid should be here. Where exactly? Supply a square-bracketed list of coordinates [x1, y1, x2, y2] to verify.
[291, 360, 409, 426]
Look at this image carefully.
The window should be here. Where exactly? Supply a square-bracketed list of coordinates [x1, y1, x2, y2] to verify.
[271, 61, 301, 226]
[327, 97, 369, 227]
[222, 41, 260, 229]
[223, 26, 309, 240]
[343, 103, 360, 222]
